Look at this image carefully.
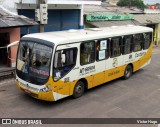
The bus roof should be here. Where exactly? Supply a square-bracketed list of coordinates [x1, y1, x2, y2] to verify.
[23, 25, 153, 45]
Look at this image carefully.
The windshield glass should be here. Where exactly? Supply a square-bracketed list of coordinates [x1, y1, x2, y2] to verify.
[16, 40, 53, 85]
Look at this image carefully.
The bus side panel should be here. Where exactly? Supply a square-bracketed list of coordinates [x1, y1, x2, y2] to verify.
[93, 72, 105, 87]
[133, 60, 140, 72]
[113, 55, 125, 78]
[104, 58, 114, 82]
[51, 80, 70, 101]
[133, 44, 152, 72]
[43, 77, 56, 101]
[69, 75, 93, 95]
[104, 65, 126, 83]
[105, 68, 115, 82]
[93, 61, 105, 87]
[139, 45, 152, 68]
[104, 56, 124, 82]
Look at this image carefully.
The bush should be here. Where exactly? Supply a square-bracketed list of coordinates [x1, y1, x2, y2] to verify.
[117, 0, 146, 8]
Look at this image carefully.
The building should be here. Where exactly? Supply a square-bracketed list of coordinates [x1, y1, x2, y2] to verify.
[84, 3, 160, 45]
[0, 0, 101, 70]
[84, 4, 142, 28]
[137, 17, 160, 45]
[0, 6, 37, 69]
[15, 0, 101, 35]
[139, 3, 160, 45]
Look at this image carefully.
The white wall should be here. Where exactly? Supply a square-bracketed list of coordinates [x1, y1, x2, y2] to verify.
[15, 0, 101, 5]
[144, 0, 160, 4]
[144, 9, 160, 13]
[0, 0, 100, 13]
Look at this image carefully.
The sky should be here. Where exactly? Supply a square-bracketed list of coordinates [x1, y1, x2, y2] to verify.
[144, 0, 160, 4]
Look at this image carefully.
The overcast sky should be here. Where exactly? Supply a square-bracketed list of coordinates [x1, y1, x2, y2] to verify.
[144, 0, 160, 4]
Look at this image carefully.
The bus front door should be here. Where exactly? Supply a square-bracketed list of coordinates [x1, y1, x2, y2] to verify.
[53, 44, 78, 100]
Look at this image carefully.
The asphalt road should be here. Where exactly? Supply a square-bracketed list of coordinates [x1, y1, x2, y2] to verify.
[0, 46, 160, 127]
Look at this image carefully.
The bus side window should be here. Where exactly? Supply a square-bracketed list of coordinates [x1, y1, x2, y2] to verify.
[96, 39, 110, 61]
[110, 37, 122, 57]
[122, 35, 133, 55]
[54, 48, 77, 81]
[80, 41, 95, 65]
[133, 34, 144, 52]
[143, 32, 152, 50]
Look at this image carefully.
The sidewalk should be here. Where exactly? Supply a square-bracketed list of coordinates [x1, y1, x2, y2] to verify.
[0, 66, 15, 78]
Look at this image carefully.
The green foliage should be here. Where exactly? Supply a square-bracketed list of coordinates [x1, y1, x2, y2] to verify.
[117, 0, 146, 9]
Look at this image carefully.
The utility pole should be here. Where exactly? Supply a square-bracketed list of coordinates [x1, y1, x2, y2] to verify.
[128, 0, 131, 8]
[36, 0, 48, 33]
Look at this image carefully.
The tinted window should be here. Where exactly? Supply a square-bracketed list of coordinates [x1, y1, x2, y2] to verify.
[122, 35, 133, 55]
[54, 48, 77, 81]
[133, 34, 143, 52]
[80, 41, 95, 65]
[143, 32, 152, 49]
[110, 37, 122, 57]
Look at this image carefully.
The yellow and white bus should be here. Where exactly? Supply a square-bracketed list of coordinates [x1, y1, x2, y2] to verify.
[16, 25, 153, 101]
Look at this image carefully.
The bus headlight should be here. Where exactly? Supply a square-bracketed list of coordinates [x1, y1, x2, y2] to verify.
[40, 86, 50, 92]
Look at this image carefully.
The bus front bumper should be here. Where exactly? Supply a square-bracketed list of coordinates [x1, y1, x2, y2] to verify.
[16, 81, 55, 102]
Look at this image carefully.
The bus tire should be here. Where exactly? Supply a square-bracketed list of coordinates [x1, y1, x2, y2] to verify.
[73, 81, 85, 99]
[124, 65, 133, 80]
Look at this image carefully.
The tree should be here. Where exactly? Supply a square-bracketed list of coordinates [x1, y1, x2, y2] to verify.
[117, 0, 146, 9]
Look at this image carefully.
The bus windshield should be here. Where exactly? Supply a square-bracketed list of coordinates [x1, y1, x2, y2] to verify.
[16, 41, 53, 85]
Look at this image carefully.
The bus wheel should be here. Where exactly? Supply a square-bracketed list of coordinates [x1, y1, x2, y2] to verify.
[73, 81, 85, 98]
[124, 65, 133, 80]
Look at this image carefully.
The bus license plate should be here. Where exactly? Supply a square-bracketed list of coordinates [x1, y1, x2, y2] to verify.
[24, 89, 31, 94]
